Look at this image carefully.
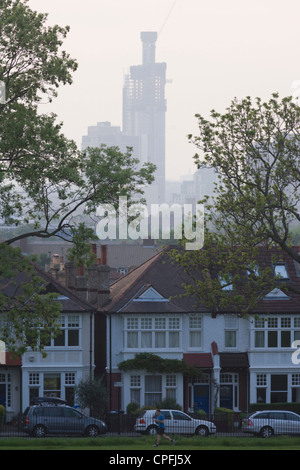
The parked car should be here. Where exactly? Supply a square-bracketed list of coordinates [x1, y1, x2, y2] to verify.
[242, 410, 300, 437]
[23, 404, 107, 437]
[31, 396, 67, 405]
[134, 409, 216, 436]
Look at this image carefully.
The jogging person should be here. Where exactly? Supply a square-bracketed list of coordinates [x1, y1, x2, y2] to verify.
[152, 408, 175, 447]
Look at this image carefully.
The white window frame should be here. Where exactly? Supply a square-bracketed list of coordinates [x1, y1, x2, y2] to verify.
[188, 314, 202, 349]
[46, 314, 81, 349]
[224, 316, 238, 348]
[253, 315, 293, 349]
[124, 315, 181, 350]
[0, 372, 11, 409]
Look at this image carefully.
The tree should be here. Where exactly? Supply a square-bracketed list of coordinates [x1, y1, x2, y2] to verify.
[190, 94, 300, 261]
[0, 0, 155, 244]
[0, 0, 155, 355]
[75, 376, 107, 417]
[0, 244, 62, 356]
[172, 93, 300, 312]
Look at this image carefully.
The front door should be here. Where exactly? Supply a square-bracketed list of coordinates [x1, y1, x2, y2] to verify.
[193, 384, 209, 414]
[220, 385, 233, 409]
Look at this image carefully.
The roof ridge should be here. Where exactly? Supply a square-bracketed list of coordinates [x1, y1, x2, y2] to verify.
[110, 245, 169, 288]
[32, 262, 95, 311]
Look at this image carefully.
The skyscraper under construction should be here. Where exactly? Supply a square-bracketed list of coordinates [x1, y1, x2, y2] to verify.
[122, 32, 167, 204]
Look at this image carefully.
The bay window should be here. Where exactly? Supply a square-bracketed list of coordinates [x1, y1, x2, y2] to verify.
[125, 315, 180, 349]
[253, 316, 297, 349]
[129, 374, 178, 407]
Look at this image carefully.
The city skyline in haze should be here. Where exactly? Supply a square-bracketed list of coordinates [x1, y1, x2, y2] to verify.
[28, 0, 300, 181]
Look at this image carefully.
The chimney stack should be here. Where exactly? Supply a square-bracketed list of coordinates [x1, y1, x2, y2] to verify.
[74, 265, 88, 301]
[65, 261, 77, 291]
[65, 245, 110, 307]
[86, 244, 110, 308]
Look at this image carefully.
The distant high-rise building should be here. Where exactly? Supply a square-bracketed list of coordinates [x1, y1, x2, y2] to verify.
[123, 32, 167, 204]
[81, 32, 167, 205]
[81, 121, 139, 158]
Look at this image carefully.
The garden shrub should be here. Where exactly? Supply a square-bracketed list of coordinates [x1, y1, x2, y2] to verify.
[126, 402, 140, 414]
[214, 407, 235, 429]
[160, 397, 182, 410]
[0, 405, 5, 429]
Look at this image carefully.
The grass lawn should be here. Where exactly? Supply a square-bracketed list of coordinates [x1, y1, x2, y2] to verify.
[0, 435, 300, 450]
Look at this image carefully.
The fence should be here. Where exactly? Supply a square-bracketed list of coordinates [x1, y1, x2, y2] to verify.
[1, 411, 300, 438]
[0, 413, 292, 438]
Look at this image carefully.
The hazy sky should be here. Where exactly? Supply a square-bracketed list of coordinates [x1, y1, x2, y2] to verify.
[28, 0, 300, 181]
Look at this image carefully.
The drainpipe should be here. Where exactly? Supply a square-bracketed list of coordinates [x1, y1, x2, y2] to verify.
[89, 312, 93, 379]
[109, 312, 112, 412]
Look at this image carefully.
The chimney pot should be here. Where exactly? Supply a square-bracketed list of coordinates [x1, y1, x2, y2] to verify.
[100, 245, 107, 265]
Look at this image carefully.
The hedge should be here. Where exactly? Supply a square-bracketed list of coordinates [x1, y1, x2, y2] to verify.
[0, 405, 5, 428]
[249, 403, 300, 414]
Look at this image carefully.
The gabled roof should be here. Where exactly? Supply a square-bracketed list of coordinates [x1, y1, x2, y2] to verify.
[103, 244, 300, 315]
[253, 246, 300, 313]
[104, 246, 208, 314]
[1, 261, 95, 314]
[34, 264, 96, 313]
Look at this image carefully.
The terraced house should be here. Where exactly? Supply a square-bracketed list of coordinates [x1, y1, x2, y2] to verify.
[100, 245, 300, 415]
[2, 243, 300, 419]
[0, 255, 103, 421]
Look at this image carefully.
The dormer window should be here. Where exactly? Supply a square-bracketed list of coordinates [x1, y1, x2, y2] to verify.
[274, 264, 289, 280]
[218, 275, 233, 291]
[246, 265, 259, 279]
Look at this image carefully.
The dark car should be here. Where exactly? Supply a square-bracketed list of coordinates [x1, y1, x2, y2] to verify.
[23, 404, 107, 437]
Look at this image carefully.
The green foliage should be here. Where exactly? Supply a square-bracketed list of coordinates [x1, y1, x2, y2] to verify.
[118, 353, 201, 377]
[75, 376, 107, 417]
[214, 407, 235, 415]
[0, 244, 62, 356]
[67, 224, 98, 268]
[194, 409, 207, 416]
[126, 402, 140, 414]
[160, 397, 182, 410]
[0, 405, 5, 428]
[169, 235, 276, 316]
[173, 93, 300, 314]
[214, 407, 235, 428]
[0, 0, 155, 354]
[249, 402, 300, 414]
[190, 93, 300, 269]
[0, 1, 155, 254]
[126, 398, 182, 414]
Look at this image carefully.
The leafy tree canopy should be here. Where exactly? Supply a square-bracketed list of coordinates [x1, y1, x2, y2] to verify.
[75, 376, 107, 417]
[173, 93, 300, 313]
[0, 0, 155, 355]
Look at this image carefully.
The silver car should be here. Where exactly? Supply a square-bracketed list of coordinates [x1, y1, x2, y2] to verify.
[134, 409, 216, 436]
[242, 410, 300, 437]
[23, 404, 107, 437]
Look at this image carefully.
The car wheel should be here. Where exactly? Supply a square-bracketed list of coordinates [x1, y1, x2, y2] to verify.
[33, 424, 47, 438]
[146, 425, 158, 435]
[259, 426, 273, 438]
[195, 425, 209, 437]
[85, 425, 100, 437]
